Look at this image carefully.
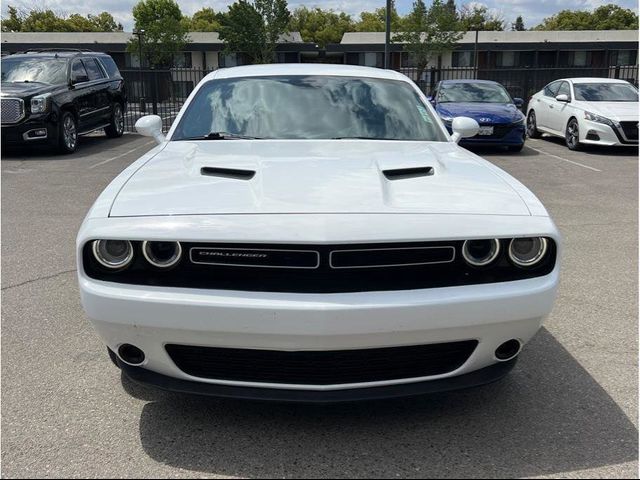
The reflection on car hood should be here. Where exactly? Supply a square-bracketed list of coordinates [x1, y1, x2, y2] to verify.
[436, 102, 524, 124]
[109, 140, 532, 217]
[578, 101, 639, 121]
[0, 82, 57, 98]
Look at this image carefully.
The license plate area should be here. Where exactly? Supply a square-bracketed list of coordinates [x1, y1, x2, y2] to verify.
[478, 126, 494, 136]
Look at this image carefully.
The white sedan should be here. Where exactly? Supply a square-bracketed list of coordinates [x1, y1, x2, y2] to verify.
[526, 77, 638, 150]
[77, 64, 561, 402]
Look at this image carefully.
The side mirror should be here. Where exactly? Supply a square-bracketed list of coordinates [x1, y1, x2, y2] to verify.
[513, 97, 524, 108]
[450, 116, 479, 143]
[135, 115, 165, 144]
[555, 94, 570, 103]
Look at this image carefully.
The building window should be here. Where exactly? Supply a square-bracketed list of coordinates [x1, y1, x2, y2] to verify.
[495, 51, 516, 67]
[173, 52, 192, 68]
[452, 51, 473, 67]
[537, 51, 556, 67]
[125, 53, 141, 68]
[612, 50, 637, 66]
[401, 52, 417, 68]
[173, 80, 194, 99]
[559, 50, 598, 67]
[358, 52, 383, 68]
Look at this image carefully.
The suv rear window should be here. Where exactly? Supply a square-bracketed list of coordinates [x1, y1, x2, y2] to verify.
[98, 56, 120, 78]
[82, 58, 105, 81]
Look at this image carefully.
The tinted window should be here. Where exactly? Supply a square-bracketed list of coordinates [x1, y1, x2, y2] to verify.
[173, 75, 447, 142]
[556, 82, 571, 99]
[1, 57, 67, 84]
[98, 56, 120, 78]
[71, 60, 88, 83]
[437, 82, 512, 103]
[544, 81, 561, 97]
[574, 83, 638, 102]
[82, 59, 104, 81]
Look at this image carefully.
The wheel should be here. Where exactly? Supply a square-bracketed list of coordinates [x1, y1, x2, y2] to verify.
[58, 111, 78, 153]
[565, 118, 582, 151]
[526, 111, 541, 139]
[105, 102, 124, 138]
[107, 347, 121, 368]
[508, 143, 525, 152]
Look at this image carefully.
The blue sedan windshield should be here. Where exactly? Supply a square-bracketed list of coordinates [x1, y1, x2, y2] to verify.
[438, 83, 512, 103]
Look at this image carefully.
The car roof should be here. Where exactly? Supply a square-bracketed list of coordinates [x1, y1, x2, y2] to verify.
[440, 79, 499, 85]
[5, 51, 108, 60]
[561, 77, 630, 84]
[208, 63, 409, 82]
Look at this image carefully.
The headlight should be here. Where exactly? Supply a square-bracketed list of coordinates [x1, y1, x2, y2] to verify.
[462, 239, 500, 267]
[508, 237, 548, 267]
[30, 94, 51, 114]
[142, 241, 182, 268]
[92, 240, 134, 269]
[584, 111, 614, 126]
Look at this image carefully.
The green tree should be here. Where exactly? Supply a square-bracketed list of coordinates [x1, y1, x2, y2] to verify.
[20, 9, 70, 31]
[127, 0, 188, 67]
[395, 0, 464, 74]
[88, 12, 122, 31]
[184, 7, 222, 31]
[289, 7, 353, 47]
[534, 5, 638, 30]
[459, 4, 504, 31]
[354, 5, 405, 32]
[219, 0, 291, 64]
[1, 6, 23, 32]
[514, 15, 525, 31]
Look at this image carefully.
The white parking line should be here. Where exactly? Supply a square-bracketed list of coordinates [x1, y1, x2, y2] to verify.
[526, 143, 602, 172]
[89, 140, 155, 169]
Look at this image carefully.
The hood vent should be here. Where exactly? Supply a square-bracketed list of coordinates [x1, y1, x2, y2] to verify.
[201, 167, 255, 180]
[383, 166, 434, 180]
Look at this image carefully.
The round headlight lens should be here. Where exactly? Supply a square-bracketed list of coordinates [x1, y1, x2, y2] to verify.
[92, 240, 133, 269]
[142, 241, 182, 268]
[462, 239, 500, 267]
[508, 237, 548, 267]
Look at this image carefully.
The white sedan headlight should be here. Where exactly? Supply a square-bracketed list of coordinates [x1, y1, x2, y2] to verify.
[583, 111, 615, 127]
[30, 93, 51, 114]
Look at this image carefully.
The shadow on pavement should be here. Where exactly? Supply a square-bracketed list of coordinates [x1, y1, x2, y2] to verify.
[1, 134, 144, 161]
[127, 328, 638, 478]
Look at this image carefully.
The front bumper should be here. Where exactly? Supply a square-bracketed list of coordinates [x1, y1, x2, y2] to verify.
[447, 123, 526, 147]
[580, 119, 638, 147]
[1, 114, 58, 146]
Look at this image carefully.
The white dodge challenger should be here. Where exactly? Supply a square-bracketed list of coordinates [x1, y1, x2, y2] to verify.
[77, 64, 561, 402]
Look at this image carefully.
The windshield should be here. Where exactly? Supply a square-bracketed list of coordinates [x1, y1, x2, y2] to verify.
[438, 82, 512, 103]
[172, 75, 447, 141]
[574, 83, 638, 102]
[1, 57, 68, 84]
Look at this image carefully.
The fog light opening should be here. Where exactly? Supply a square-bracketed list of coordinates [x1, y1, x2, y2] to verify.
[495, 339, 522, 362]
[118, 344, 146, 366]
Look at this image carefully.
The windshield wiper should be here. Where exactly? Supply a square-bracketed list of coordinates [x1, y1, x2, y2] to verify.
[331, 136, 402, 140]
[180, 131, 263, 141]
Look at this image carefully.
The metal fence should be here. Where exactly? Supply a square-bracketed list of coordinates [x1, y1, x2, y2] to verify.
[121, 64, 639, 133]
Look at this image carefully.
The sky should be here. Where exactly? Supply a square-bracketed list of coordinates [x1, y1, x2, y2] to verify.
[2, 0, 636, 32]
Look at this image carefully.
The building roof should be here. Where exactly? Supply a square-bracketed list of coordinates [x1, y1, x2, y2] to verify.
[340, 30, 639, 45]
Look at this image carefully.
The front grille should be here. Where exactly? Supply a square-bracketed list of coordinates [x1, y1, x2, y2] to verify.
[165, 341, 479, 385]
[83, 239, 557, 293]
[476, 122, 520, 139]
[620, 121, 638, 141]
[1, 98, 25, 124]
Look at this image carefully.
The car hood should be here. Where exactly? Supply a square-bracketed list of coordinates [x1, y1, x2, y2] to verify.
[0, 82, 57, 98]
[109, 140, 531, 217]
[579, 101, 639, 122]
[436, 102, 524, 124]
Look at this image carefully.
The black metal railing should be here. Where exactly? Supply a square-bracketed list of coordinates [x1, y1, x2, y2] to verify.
[120, 64, 639, 133]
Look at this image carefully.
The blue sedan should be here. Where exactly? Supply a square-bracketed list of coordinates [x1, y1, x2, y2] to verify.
[429, 80, 527, 152]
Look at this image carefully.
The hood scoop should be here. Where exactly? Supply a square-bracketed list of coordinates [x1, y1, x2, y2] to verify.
[383, 166, 434, 180]
[201, 166, 255, 180]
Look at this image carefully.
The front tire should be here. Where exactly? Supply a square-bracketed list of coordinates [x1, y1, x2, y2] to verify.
[105, 103, 124, 138]
[107, 347, 120, 368]
[565, 118, 582, 151]
[58, 111, 78, 154]
[526, 111, 541, 139]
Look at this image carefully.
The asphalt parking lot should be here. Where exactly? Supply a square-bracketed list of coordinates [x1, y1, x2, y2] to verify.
[2, 133, 638, 478]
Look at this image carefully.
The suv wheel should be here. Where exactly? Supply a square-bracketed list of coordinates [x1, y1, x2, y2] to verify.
[105, 103, 124, 138]
[526, 111, 541, 139]
[565, 118, 582, 151]
[58, 111, 78, 153]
